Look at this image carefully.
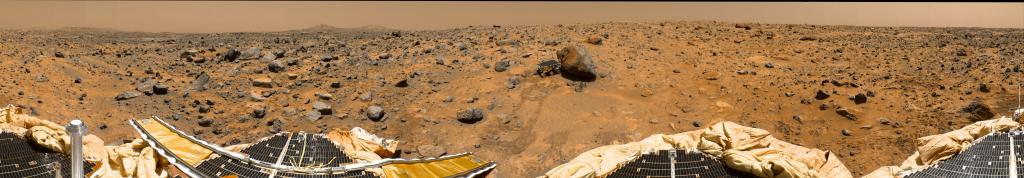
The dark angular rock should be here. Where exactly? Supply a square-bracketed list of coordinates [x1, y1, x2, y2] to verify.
[815, 90, 830, 100]
[153, 84, 169, 95]
[395, 79, 409, 88]
[853, 93, 868, 104]
[221, 48, 241, 61]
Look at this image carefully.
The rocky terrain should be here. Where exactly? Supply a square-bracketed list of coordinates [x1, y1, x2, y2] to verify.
[1, 21, 1022, 177]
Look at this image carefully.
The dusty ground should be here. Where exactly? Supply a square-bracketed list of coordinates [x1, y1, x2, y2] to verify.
[1, 21, 1023, 177]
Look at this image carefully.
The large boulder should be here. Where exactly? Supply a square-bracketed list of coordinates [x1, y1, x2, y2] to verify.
[962, 101, 994, 121]
[556, 46, 597, 80]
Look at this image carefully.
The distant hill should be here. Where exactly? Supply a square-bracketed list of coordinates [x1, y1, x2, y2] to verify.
[291, 24, 394, 33]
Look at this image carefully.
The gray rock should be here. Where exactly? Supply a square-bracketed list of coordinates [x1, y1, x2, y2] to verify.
[239, 47, 262, 60]
[841, 129, 852, 136]
[198, 118, 214, 127]
[315, 92, 333, 100]
[435, 56, 445, 65]
[268, 60, 286, 72]
[269, 119, 283, 133]
[135, 79, 156, 95]
[878, 117, 891, 125]
[252, 77, 273, 88]
[543, 40, 560, 46]
[305, 111, 322, 121]
[180, 49, 199, 59]
[359, 92, 373, 101]
[312, 101, 332, 115]
[198, 105, 211, 113]
[507, 77, 521, 89]
[115, 91, 143, 101]
[494, 60, 510, 72]
[556, 46, 597, 80]
[273, 49, 286, 58]
[457, 108, 485, 124]
[320, 55, 338, 61]
[366, 105, 385, 121]
[190, 73, 211, 91]
[54, 51, 65, 58]
[251, 104, 267, 118]
[836, 107, 857, 120]
[495, 39, 520, 46]
[443, 96, 454, 103]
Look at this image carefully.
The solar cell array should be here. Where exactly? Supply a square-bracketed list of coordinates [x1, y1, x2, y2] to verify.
[195, 132, 373, 178]
[0, 132, 94, 178]
[279, 133, 351, 167]
[905, 132, 1021, 178]
[606, 150, 755, 178]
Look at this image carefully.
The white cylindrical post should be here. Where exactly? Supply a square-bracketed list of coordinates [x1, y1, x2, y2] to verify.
[66, 119, 86, 178]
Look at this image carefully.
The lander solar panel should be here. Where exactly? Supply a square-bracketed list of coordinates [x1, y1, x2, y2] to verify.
[195, 132, 375, 178]
[605, 150, 756, 178]
[279, 133, 352, 167]
[0, 132, 94, 178]
[905, 132, 1018, 178]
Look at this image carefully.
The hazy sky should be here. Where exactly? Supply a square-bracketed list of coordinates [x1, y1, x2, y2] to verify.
[0, 2, 1020, 33]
